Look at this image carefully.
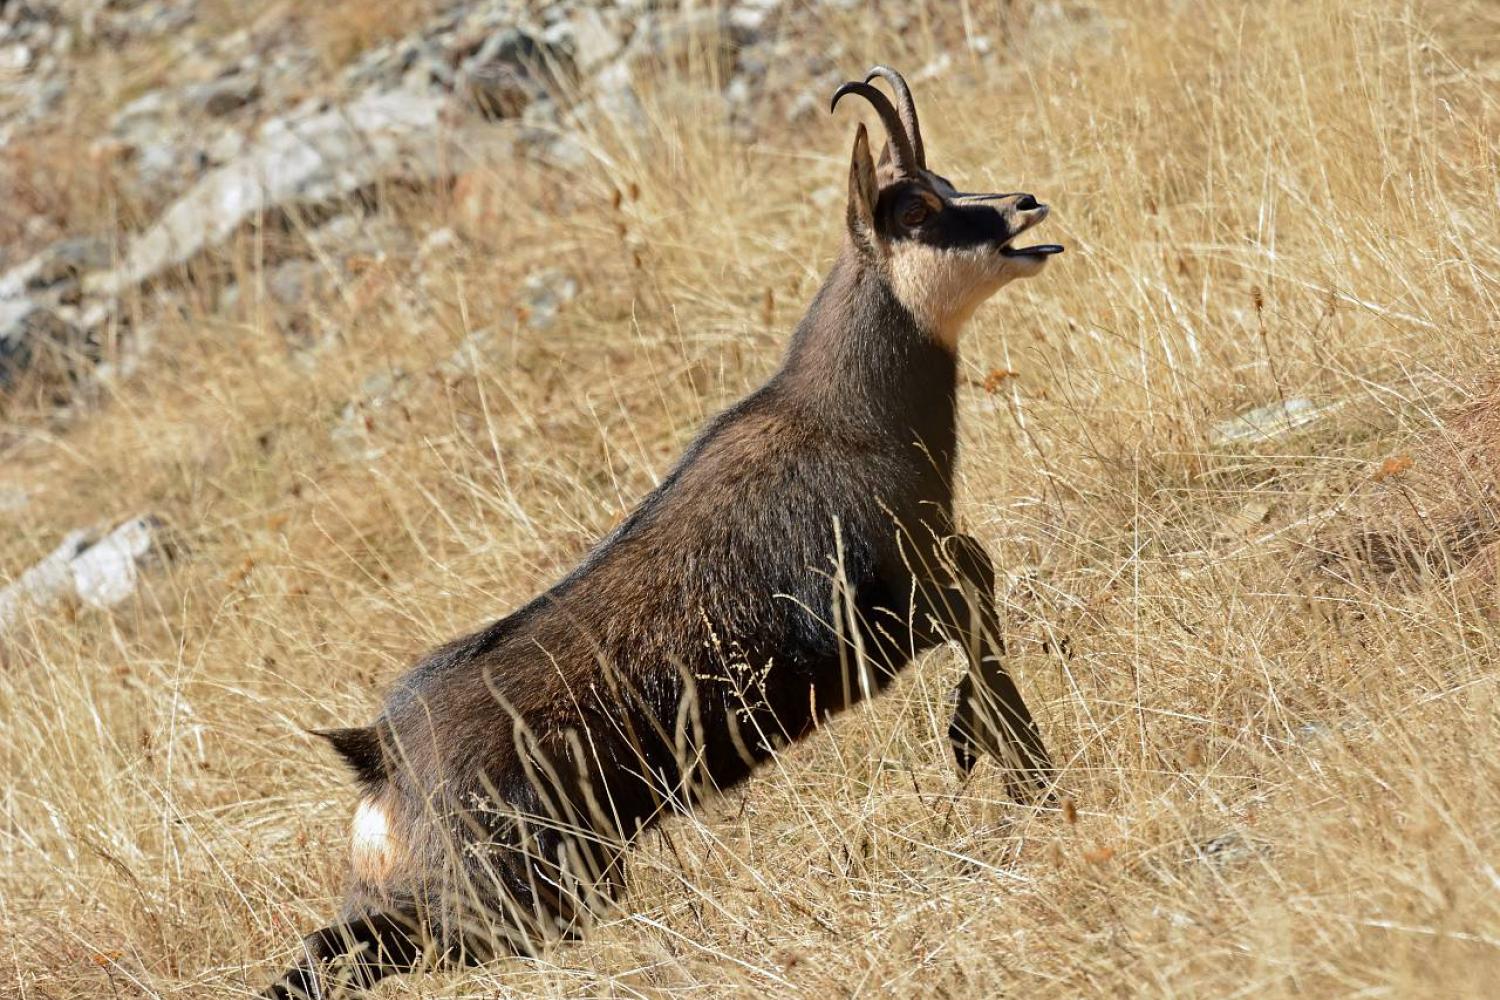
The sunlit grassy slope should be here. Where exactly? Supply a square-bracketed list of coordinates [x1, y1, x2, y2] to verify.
[3, 0, 1499, 995]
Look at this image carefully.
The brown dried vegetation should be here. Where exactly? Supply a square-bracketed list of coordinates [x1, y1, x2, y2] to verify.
[2, 0, 1500, 997]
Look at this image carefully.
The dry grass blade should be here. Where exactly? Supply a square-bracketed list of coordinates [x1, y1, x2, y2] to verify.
[2, 0, 1499, 997]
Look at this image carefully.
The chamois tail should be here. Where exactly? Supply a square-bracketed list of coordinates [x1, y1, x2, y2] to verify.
[310, 726, 386, 789]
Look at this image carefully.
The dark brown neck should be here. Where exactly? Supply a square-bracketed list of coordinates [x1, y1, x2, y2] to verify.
[774, 247, 959, 485]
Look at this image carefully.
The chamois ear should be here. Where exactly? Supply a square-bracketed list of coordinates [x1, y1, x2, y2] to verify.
[846, 123, 880, 251]
[874, 139, 902, 185]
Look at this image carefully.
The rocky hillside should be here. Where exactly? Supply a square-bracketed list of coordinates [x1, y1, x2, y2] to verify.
[0, 0, 1100, 402]
[0, 0, 1108, 605]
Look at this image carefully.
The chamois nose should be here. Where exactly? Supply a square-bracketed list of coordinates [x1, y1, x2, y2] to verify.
[1015, 193, 1039, 211]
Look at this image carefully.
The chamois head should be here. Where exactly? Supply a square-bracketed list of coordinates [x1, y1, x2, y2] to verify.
[832, 66, 1062, 347]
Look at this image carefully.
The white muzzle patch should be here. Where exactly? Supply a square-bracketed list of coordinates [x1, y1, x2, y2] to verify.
[885, 242, 1024, 349]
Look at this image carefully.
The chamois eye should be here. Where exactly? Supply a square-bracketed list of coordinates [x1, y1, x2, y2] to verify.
[901, 202, 930, 228]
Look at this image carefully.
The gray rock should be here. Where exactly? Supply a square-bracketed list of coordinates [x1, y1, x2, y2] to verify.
[0, 299, 80, 389]
[0, 530, 88, 631]
[306, 212, 407, 262]
[561, 8, 624, 71]
[729, 0, 781, 33]
[184, 71, 261, 117]
[266, 258, 330, 308]
[418, 226, 457, 256]
[362, 35, 454, 93]
[628, 8, 755, 65]
[71, 515, 162, 608]
[25, 236, 113, 292]
[520, 125, 588, 170]
[520, 268, 578, 330]
[588, 59, 645, 131]
[88, 88, 504, 300]
[401, 50, 455, 94]
[332, 368, 414, 460]
[132, 140, 196, 192]
[0, 84, 506, 400]
[107, 87, 208, 195]
[0, 42, 33, 72]
[413, 226, 459, 280]
[218, 280, 241, 314]
[725, 74, 753, 108]
[1186, 831, 1264, 867]
[111, 88, 173, 136]
[460, 28, 565, 119]
[0, 515, 166, 633]
[92, 0, 196, 43]
[203, 126, 246, 165]
[1211, 398, 1329, 446]
[28, 75, 67, 118]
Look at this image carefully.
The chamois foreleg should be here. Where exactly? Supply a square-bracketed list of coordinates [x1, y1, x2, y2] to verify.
[920, 535, 1054, 797]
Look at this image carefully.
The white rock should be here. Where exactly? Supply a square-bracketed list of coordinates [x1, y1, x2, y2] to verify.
[266, 259, 329, 308]
[88, 89, 503, 300]
[1211, 398, 1328, 445]
[570, 8, 623, 71]
[184, 72, 261, 117]
[70, 517, 158, 609]
[203, 127, 247, 165]
[0, 516, 163, 632]
[0, 531, 88, 631]
[0, 43, 33, 73]
[729, 5, 771, 33]
[590, 59, 645, 131]
[521, 268, 579, 330]
[423, 226, 457, 251]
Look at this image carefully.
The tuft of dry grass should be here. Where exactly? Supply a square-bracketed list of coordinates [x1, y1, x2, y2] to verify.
[3, 0, 1500, 996]
[306, 0, 448, 72]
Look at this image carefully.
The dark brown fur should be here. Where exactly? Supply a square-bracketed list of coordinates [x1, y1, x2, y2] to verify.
[264, 69, 1057, 998]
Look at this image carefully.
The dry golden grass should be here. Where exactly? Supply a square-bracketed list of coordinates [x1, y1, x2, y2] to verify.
[3, 0, 1500, 996]
[307, 0, 448, 72]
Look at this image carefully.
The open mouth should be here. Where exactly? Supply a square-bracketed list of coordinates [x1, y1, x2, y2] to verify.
[1001, 243, 1065, 257]
[999, 204, 1064, 257]
[1002, 242, 1062, 256]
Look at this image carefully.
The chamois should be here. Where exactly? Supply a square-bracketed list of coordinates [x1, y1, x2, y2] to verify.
[264, 66, 1062, 998]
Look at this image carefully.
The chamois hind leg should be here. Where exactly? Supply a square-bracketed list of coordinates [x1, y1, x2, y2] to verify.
[921, 534, 1055, 797]
[262, 907, 431, 999]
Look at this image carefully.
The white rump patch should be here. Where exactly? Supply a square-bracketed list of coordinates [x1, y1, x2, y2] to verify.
[350, 796, 399, 882]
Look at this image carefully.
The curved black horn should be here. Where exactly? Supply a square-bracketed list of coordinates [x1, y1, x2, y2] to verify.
[830, 80, 919, 179]
[864, 65, 925, 169]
